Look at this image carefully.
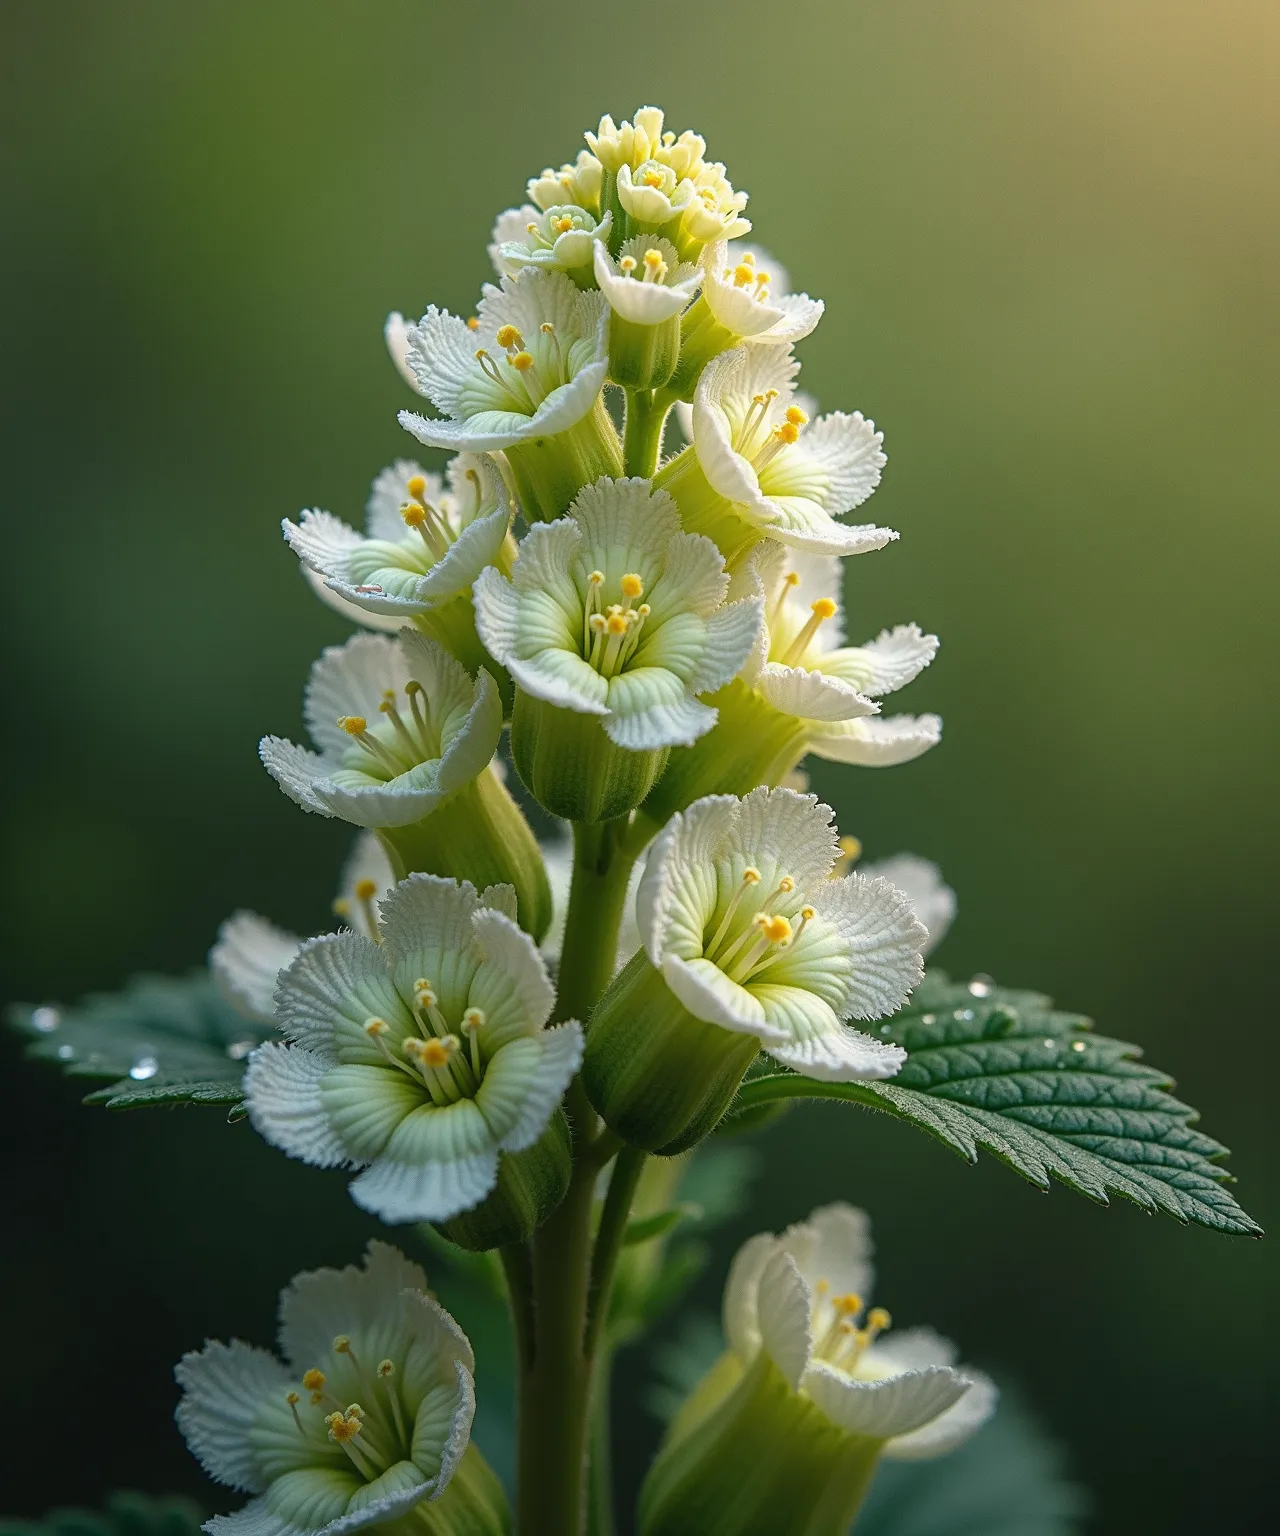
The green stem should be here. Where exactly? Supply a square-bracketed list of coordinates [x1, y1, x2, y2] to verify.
[623, 388, 670, 478]
[499, 1242, 535, 1372]
[516, 817, 638, 1536]
[585, 1144, 647, 1359]
[586, 1344, 616, 1536]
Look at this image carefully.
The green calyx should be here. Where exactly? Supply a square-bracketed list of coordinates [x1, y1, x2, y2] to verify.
[435, 1113, 572, 1252]
[414, 594, 513, 715]
[652, 447, 764, 566]
[377, 769, 552, 942]
[583, 951, 760, 1155]
[667, 295, 740, 400]
[416, 1443, 513, 1535]
[510, 690, 669, 824]
[636, 679, 809, 834]
[640, 1352, 882, 1536]
[503, 398, 623, 524]
[610, 314, 681, 390]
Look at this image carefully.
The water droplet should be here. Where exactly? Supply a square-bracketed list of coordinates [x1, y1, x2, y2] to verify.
[227, 1103, 249, 1124]
[1071, 1040, 1087, 1053]
[129, 1055, 159, 1081]
[57, 1044, 75, 1060]
[226, 1039, 256, 1061]
[31, 1006, 61, 1034]
[921, 1012, 937, 1025]
[1042, 1038, 1057, 1050]
[968, 973, 995, 997]
[879, 1024, 892, 1035]
[955, 1008, 975, 1022]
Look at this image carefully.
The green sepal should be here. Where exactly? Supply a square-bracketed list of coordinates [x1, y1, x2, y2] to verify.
[583, 951, 760, 1154]
[510, 690, 668, 824]
[636, 679, 808, 835]
[378, 768, 552, 943]
[609, 314, 681, 390]
[654, 446, 764, 566]
[640, 1351, 881, 1536]
[414, 597, 513, 716]
[668, 295, 739, 400]
[502, 398, 623, 524]
[415, 1443, 512, 1535]
[725, 971, 1262, 1238]
[7, 972, 270, 1110]
[434, 1112, 572, 1252]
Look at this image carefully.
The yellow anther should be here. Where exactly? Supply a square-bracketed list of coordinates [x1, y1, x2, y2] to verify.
[354, 879, 377, 901]
[414, 978, 436, 1002]
[784, 571, 801, 588]
[553, 215, 574, 233]
[867, 1307, 891, 1332]
[777, 875, 795, 893]
[811, 598, 838, 620]
[463, 1007, 485, 1032]
[800, 905, 816, 921]
[740, 251, 757, 266]
[327, 1411, 362, 1444]
[619, 256, 637, 274]
[636, 602, 651, 618]
[606, 612, 629, 636]
[377, 1359, 395, 1378]
[733, 263, 756, 286]
[588, 569, 605, 586]
[345, 1402, 365, 1418]
[620, 573, 644, 599]
[401, 502, 426, 527]
[406, 474, 427, 499]
[509, 351, 535, 371]
[589, 613, 607, 634]
[402, 1036, 424, 1060]
[286, 1390, 300, 1405]
[644, 249, 663, 268]
[839, 834, 862, 863]
[465, 316, 479, 331]
[405, 679, 423, 696]
[422, 1038, 452, 1069]
[363, 1017, 389, 1037]
[495, 325, 524, 350]
[760, 914, 793, 945]
[742, 867, 761, 885]
[333, 1336, 352, 1354]
[302, 1369, 327, 1393]
[337, 716, 368, 736]
[642, 170, 664, 187]
[815, 1278, 830, 1294]
[833, 1293, 863, 1316]
[776, 421, 800, 444]
[785, 405, 808, 427]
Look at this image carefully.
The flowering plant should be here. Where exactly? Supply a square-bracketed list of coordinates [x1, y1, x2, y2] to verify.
[13, 104, 1258, 1536]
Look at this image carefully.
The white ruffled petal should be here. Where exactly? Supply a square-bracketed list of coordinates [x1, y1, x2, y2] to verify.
[819, 625, 939, 697]
[175, 1340, 292, 1492]
[732, 785, 841, 889]
[602, 695, 717, 750]
[722, 1232, 776, 1363]
[860, 855, 956, 957]
[471, 566, 521, 667]
[810, 872, 927, 1022]
[433, 668, 502, 798]
[314, 768, 446, 831]
[636, 795, 740, 964]
[304, 633, 410, 757]
[784, 1203, 874, 1301]
[384, 313, 425, 394]
[377, 873, 481, 974]
[593, 240, 698, 323]
[300, 566, 407, 633]
[259, 736, 333, 817]
[759, 500, 898, 557]
[755, 663, 878, 723]
[687, 597, 763, 694]
[277, 1239, 433, 1373]
[802, 1361, 971, 1439]
[469, 906, 557, 1034]
[211, 912, 302, 1022]
[366, 460, 440, 541]
[807, 713, 943, 767]
[403, 309, 479, 418]
[883, 1369, 997, 1460]
[762, 998, 907, 1081]
[282, 510, 364, 577]
[754, 1248, 812, 1389]
[495, 1021, 583, 1152]
[488, 205, 540, 277]
[243, 1043, 351, 1168]
[349, 1146, 500, 1224]
[661, 954, 786, 1043]
[274, 931, 398, 1054]
[796, 412, 887, 516]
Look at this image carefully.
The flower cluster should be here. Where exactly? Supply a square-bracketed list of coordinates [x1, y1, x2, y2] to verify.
[167, 102, 990, 1536]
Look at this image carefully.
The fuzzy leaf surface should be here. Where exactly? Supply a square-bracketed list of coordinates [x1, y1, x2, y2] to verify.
[729, 971, 1260, 1237]
[7, 972, 271, 1110]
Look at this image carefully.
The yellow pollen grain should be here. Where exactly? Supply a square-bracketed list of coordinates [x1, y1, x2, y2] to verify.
[606, 613, 629, 635]
[621, 572, 644, 599]
[642, 170, 664, 187]
[363, 1017, 388, 1037]
[465, 316, 480, 331]
[338, 716, 367, 736]
[833, 1293, 863, 1316]
[422, 1038, 451, 1068]
[776, 422, 800, 444]
[510, 351, 534, 371]
[811, 598, 838, 620]
[495, 325, 523, 349]
[327, 1413, 361, 1444]
[406, 474, 427, 498]
[302, 1369, 326, 1393]
[785, 406, 808, 427]
[354, 879, 377, 900]
[761, 914, 793, 945]
[553, 216, 574, 233]
[867, 1307, 891, 1331]
[733, 263, 756, 286]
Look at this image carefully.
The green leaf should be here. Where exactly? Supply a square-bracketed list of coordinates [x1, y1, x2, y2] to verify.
[728, 971, 1261, 1238]
[7, 970, 273, 1111]
[623, 1202, 704, 1246]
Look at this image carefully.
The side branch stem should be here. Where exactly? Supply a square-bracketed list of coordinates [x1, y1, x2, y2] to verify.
[623, 388, 671, 479]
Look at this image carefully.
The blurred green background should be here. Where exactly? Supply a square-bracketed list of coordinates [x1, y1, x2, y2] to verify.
[2, 1, 1276, 1530]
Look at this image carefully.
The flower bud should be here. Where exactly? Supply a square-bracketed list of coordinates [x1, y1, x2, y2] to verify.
[435, 1112, 572, 1251]
[510, 691, 670, 825]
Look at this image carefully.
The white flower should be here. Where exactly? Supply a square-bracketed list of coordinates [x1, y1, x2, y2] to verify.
[615, 160, 695, 229]
[860, 855, 956, 957]
[489, 204, 613, 279]
[593, 236, 700, 325]
[244, 875, 583, 1223]
[259, 631, 501, 830]
[398, 268, 609, 453]
[383, 312, 420, 393]
[699, 241, 823, 346]
[723, 1204, 996, 1457]
[679, 162, 752, 247]
[175, 1242, 477, 1536]
[526, 149, 604, 215]
[211, 835, 395, 1023]
[473, 476, 762, 750]
[283, 456, 512, 634]
[744, 546, 942, 767]
[658, 344, 895, 558]
[637, 788, 926, 1080]
[585, 107, 669, 174]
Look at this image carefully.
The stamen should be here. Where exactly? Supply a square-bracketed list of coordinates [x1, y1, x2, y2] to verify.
[353, 878, 379, 936]
[463, 1007, 485, 1077]
[619, 255, 637, 276]
[404, 679, 434, 758]
[642, 249, 667, 282]
[495, 325, 524, 351]
[770, 569, 802, 628]
[620, 572, 644, 600]
[405, 474, 428, 500]
[337, 715, 406, 777]
[465, 316, 480, 331]
[509, 350, 535, 372]
[705, 866, 762, 957]
[402, 1036, 449, 1104]
[539, 321, 565, 376]
[474, 348, 504, 386]
[379, 690, 425, 762]
[781, 598, 838, 666]
[377, 1358, 408, 1443]
[286, 1391, 304, 1433]
[832, 835, 862, 877]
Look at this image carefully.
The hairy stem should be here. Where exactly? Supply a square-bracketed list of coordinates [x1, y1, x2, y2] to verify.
[623, 388, 671, 478]
[516, 816, 639, 1536]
